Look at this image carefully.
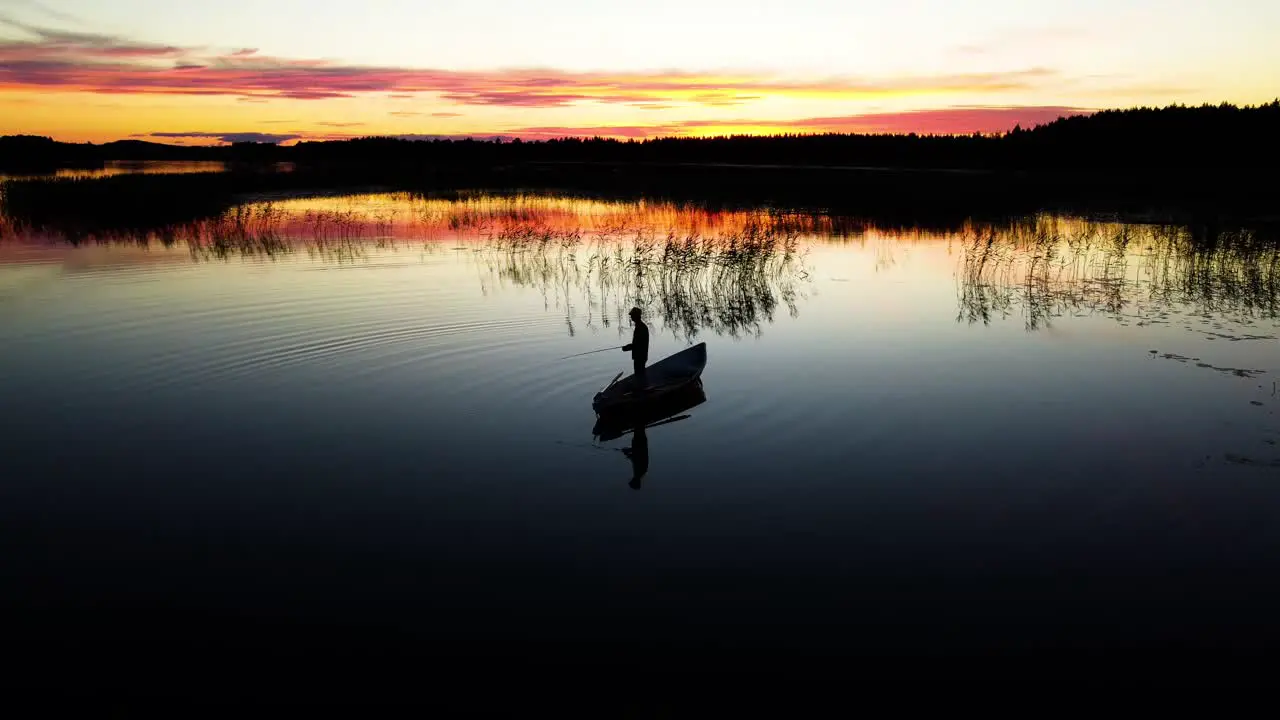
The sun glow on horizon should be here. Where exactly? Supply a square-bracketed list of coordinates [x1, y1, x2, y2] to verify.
[2, 0, 1278, 144]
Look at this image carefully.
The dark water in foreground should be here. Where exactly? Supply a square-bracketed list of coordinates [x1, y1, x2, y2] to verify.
[3, 192, 1280, 688]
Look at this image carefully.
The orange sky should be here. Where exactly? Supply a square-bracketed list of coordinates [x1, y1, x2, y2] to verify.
[2, 1, 1277, 143]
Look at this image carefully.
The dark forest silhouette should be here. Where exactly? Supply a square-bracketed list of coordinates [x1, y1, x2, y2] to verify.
[4, 101, 1277, 171]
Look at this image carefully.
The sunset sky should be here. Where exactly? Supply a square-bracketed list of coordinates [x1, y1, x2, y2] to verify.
[1, 0, 1277, 144]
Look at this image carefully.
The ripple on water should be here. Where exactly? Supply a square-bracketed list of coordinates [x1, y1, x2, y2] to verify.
[691, 386, 902, 465]
[196, 317, 550, 380]
[492, 360, 616, 410]
[694, 389, 810, 451]
[99, 315, 563, 401]
[3, 257, 564, 398]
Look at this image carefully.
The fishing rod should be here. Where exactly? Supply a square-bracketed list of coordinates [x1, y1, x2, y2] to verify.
[557, 346, 625, 360]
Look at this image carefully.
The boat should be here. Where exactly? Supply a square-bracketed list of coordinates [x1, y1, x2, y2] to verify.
[592, 342, 707, 414]
[592, 380, 707, 442]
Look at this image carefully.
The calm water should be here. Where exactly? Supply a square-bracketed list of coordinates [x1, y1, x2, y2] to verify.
[0, 159, 233, 183]
[4, 191, 1280, 668]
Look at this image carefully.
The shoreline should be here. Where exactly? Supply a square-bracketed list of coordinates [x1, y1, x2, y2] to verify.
[4, 161, 1279, 232]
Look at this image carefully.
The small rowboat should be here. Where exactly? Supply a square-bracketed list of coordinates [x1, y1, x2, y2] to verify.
[592, 342, 707, 414]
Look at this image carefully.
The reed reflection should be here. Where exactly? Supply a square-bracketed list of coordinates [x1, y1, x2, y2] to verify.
[476, 221, 811, 342]
[5, 189, 1278, 341]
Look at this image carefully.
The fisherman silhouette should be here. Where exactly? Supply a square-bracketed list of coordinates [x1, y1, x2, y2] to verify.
[621, 307, 649, 393]
[621, 420, 649, 490]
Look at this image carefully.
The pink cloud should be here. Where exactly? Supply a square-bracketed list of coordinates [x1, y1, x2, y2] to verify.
[775, 105, 1092, 134]
[0, 18, 1064, 107]
[498, 106, 1093, 139]
[0, 58, 1058, 106]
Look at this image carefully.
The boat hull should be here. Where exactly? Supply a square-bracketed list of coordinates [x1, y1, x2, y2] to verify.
[591, 342, 707, 414]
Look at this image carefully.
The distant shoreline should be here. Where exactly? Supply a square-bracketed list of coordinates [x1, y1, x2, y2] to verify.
[3, 100, 1278, 171]
[3, 160, 1278, 241]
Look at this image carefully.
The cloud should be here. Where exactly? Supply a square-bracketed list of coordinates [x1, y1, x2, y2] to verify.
[127, 106, 1094, 147]
[774, 105, 1092, 134]
[0, 14, 186, 59]
[499, 106, 1093, 139]
[688, 92, 759, 106]
[390, 110, 423, 117]
[949, 26, 1089, 57]
[1, 1, 83, 25]
[0, 17, 1064, 106]
[429, 111, 459, 117]
[318, 121, 364, 127]
[143, 131, 304, 144]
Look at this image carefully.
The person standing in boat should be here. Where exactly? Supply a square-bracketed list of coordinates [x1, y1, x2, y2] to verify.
[621, 306, 649, 391]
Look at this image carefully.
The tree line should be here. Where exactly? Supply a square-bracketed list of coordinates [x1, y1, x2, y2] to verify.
[3, 101, 1277, 172]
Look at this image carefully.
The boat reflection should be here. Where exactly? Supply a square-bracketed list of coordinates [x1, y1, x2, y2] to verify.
[593, 380, 707, 490]
[593, 379, 707, 442]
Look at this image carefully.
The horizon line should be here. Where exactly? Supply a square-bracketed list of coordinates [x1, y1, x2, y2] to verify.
[5, 99, 1275, 147]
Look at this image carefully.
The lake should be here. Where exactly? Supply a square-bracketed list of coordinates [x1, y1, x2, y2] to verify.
[3, 187, 1279, 683]
[0, 159, 234, 183]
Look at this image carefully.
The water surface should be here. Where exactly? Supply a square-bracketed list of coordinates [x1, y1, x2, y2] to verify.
[0, 159, 233, 183]
[4, 191, 1279, 665]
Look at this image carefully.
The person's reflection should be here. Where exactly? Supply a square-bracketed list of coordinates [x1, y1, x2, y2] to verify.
[621, 419, 649, 490]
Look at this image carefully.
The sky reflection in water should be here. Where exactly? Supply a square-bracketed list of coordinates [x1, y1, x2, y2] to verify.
[2, 191, 1279, 657]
